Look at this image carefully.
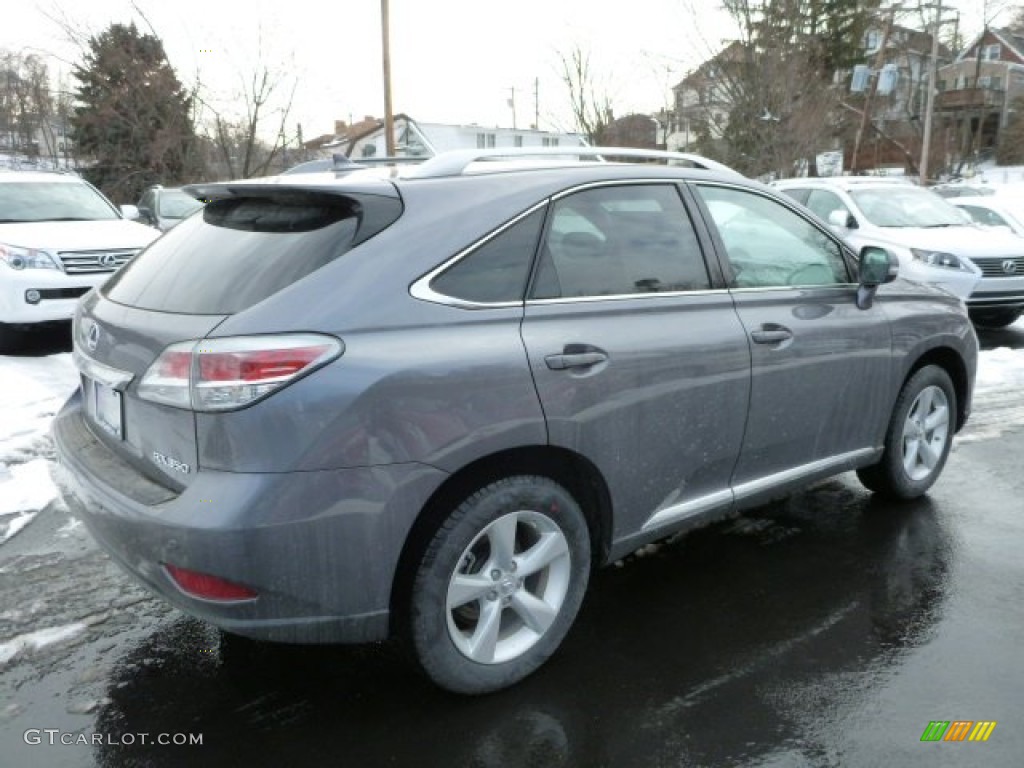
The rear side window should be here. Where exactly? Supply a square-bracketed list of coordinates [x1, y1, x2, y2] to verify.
[429, 208, 544, 303]
[530, 184, 709, 299]
[104, 192, 401, 314]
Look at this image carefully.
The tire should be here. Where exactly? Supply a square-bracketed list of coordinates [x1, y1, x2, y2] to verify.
[0, 323, 25, 355]
[969, 307, 1022, 329]
[408, 475, 591, 694]
[857, 365, 956, 500]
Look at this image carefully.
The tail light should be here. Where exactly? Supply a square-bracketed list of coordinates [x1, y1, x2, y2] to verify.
[138, 334, 343, 411]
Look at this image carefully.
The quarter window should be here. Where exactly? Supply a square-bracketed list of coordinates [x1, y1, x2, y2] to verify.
[429, 209, 544, 303]
[530, 185, 709, 299]
[696, 185, 851, 288]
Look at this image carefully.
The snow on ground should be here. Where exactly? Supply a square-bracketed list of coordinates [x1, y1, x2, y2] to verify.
[0, 621, 88, 667]
[0, 336, 1022, 546]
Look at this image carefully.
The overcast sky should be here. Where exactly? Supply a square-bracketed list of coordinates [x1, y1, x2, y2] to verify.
[1, 0, 1006, 140]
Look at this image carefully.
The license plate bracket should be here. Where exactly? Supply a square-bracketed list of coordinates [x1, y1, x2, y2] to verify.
[87, 376, 123, 439]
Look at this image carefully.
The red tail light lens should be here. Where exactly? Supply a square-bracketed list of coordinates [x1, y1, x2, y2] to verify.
[164, 563, 258, 601]
[138, 334, 342, 411]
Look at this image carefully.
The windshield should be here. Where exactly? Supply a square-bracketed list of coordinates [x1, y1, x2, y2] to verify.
[850, 187, 969, 228]
[0, 180, 120, 223]
[157, 189, 205, 219]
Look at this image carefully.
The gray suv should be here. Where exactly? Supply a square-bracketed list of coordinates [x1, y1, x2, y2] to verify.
[52, 148, 978, 694]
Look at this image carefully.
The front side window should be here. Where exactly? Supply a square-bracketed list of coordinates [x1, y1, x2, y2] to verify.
[805, 189, 849, 223]
[696, 185, 850, 288]
[530, 184, 709, 299]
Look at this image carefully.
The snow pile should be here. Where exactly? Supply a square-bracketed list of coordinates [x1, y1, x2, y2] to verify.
[0, 352, 78, 546]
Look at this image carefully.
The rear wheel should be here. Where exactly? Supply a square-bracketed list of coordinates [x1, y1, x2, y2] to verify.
[408, 476, 590, 694]
[857, 365, 956, 500]
[969, 307, 1022, 329]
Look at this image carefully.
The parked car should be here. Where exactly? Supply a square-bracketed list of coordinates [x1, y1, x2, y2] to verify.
[950, 194, 1024, 234]
[930, 183, 996, 199]
[0, 170, 160, 352]
[135, 185, 206, 231]
[773, 176, 1024, 329]
[52, 148, 978, 694]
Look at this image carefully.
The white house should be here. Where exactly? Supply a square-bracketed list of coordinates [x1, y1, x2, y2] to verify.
[324, 114, 588, 159]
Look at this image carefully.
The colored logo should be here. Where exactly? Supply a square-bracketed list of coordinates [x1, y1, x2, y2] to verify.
[920, 721, 996, 742]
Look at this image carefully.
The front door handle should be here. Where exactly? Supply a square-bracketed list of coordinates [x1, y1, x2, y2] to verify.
[750, 327, 793, 344]
[545, 351, 608, 370]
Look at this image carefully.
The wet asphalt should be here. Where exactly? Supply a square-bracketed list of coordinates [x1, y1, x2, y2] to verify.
[1, 323, 1022, 768]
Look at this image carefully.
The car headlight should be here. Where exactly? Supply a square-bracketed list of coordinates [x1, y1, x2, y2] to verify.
[910, 248, 970, 271]
[0, 243, 59, 270]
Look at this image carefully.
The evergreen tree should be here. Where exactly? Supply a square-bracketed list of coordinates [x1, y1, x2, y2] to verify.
[72, 23, 203, 201]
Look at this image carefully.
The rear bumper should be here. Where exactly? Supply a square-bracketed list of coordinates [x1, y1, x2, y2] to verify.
[51, 392, 448, 643]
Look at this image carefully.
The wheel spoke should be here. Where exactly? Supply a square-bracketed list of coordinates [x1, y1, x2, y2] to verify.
[510, 590, 557, 636]
[915, 388, 935, 418]
[924, 404, 949, 433]
[467, 599, 503, 663]
[447, 572, 494, 610]
[903, 436, 922, 473]
[919, 437, 941, 470]
[515, 531, 569, 578]
[486, 514, 519, 568]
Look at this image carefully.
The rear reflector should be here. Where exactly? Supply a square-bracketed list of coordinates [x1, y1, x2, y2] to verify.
[138, 334, 343, 411]
[164, 563, 258, 601]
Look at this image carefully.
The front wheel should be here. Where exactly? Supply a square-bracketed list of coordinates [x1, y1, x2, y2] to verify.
[857, 365, 956, 500]
[408, 476, 591, 694]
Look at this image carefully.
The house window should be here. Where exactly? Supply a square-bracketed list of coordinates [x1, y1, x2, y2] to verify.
[476, 133, 496, 148]
[865, 30, 882, 52]
[542, 137, 559, 147]
[937, 79, 946, 91]
[983, 43, 1000, 61]
[514, 135, 523, 147]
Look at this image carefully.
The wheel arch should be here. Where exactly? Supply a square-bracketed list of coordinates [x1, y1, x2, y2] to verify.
[389, 445, 612, 633]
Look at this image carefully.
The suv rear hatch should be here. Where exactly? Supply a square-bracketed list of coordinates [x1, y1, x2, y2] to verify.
[71, 182, 402, 491]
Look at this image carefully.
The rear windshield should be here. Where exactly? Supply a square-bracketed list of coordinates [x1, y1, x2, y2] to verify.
[103, 192, 401, 314]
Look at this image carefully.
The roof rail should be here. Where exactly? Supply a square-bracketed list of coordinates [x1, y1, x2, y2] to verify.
[406, 147, 744, 179]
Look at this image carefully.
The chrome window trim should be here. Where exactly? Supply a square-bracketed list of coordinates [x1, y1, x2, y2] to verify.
[526, 288, 730, 306]
[410, 179, 710, 309]
[409, 199, 549, 309]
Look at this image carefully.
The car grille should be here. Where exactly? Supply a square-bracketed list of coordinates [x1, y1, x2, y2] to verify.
[972, 256, 1024, 277]
[56, 249, 140, 274]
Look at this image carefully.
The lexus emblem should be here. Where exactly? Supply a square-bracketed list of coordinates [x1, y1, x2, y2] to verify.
[98, 253, 118, 268]
[86, 322, 100, 352]
[1003, 259, 1018, 275]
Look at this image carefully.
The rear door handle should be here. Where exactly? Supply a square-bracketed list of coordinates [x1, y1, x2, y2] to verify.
[545, 351, 608, 370]
[750, 328, 793, 344]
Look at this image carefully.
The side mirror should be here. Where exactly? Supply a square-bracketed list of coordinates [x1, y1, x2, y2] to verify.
[856, 246, 898, 309]
[828, 209, 857, 229]
[120, 204, 141, 221]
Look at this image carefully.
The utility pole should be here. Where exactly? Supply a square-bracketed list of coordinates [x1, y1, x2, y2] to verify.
[920, 0, 943, 185]
[851, 9, 895, 174]
[509, 87, 516, 129]
[380, 0, 395, 156]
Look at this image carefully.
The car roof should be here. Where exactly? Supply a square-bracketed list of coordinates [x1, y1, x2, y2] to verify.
[773, 176, 914, 191]
[186, 147, 751, 203]
[0, 170, 84, 184]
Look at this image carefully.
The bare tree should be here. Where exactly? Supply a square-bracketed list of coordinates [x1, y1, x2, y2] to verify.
[557, 45, 615, 144]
